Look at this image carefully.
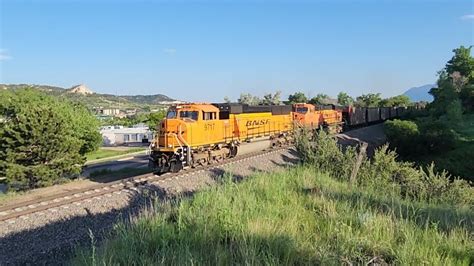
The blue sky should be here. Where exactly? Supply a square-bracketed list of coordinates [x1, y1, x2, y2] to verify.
[0, 0, 472, 102]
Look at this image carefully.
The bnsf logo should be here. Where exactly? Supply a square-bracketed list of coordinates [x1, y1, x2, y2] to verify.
[246, 119, 270, 127]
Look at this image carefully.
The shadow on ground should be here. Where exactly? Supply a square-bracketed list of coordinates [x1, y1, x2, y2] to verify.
[0, 149, 301, 265]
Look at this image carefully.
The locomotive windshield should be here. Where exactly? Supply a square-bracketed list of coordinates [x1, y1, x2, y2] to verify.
[179, 111, 199, 121]
[295, 107, 308, 114]
[166, 110, 177, 119]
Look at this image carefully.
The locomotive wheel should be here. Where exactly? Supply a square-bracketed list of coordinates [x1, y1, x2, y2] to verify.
[169, 160, 183, 173]
[229, 146, 238, 157]
[198, 158, 208, 166]
[214, 155, 223, 163]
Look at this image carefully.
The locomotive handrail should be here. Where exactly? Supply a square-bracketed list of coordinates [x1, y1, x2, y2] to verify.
[177, 125, 192, 165]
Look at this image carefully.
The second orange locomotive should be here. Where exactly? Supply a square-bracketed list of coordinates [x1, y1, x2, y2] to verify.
[149, 103, 342, 173]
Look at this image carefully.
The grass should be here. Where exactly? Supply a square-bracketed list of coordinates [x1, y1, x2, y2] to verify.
[0, 190, 20, 205]
[85, 147, 145, 161]
[73, 166, 474, 265]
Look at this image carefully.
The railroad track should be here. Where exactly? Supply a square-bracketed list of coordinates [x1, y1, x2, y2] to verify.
[0, 147, 289, 223]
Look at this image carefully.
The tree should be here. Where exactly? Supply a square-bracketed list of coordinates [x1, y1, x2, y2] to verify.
[67, 102, 102, 154]
[223, 96, 231, 103]
[446, 99, 463, 123]
[146, 110, 166, 131]
[429, 46, 474, 114]
[379, 95, 411, 107]
[356, 93, 382, 107]
[337, 92, 354, 106]
[0, 89, 101, 191]
[429, 79, 459, 117]
[238, 93, 261, 105]
[288, 92, 308, 104]
[445, 46, 474, 82]
[262, 91, 281, 105]
[309, 93, 330, 105]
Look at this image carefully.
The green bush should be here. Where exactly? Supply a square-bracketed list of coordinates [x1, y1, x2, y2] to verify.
[384, 119, 420, 156]
[384, 119, 457, 157]
[295, 128, 356, 180]
[418, 120, 457, 153]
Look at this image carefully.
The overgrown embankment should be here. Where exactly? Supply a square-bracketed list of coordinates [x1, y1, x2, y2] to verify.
[73, 131, 473, 265]
[384, 114, 474, 181]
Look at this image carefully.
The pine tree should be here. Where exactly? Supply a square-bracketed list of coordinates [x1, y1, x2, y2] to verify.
[0, 89, 101, 190]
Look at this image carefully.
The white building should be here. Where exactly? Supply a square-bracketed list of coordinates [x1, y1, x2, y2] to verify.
[100, 126, 154, 146]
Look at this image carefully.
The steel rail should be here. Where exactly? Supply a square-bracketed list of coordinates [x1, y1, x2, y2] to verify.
[0, 147, 288, 222]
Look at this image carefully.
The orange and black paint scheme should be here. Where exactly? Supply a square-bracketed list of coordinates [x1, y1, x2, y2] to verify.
[148, 102, 344, 173]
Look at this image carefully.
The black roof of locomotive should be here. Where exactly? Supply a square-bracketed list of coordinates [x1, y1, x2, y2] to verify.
[211, 103, 292, 115]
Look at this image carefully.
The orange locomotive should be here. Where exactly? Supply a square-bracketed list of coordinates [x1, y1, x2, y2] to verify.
[292, 103, 343, 133]
[149, 102, 342, 173]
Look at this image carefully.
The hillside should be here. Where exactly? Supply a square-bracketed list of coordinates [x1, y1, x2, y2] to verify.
[121, 94, 175, 104]
[0, 84, 176, 109]
[403, 84, 435, 102]
[73, 165, 473, 265]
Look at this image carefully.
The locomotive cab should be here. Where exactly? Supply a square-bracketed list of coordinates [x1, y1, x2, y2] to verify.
[292, 103, 321, 129]
[149, 102, 294, 174]
[149, 103, 232, 173]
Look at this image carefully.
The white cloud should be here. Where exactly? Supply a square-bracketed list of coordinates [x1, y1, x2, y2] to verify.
[0, 49, 12, 61]
[163, 48, 176, 54]
[460, 14, 474, 20]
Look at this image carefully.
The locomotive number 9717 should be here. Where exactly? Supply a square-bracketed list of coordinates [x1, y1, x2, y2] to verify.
[204, 123, 215, 131]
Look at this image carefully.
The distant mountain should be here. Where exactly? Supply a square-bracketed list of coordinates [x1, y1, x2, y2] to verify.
[403, 84, 435, 102]
[0, 84, 176, 110]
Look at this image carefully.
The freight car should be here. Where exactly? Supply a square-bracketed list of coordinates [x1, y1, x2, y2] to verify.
[380, 107, 390, 121]
[342, 105, 406, 127]
[397, 106, 407, 117]
[366, 107, 380, 124]
[389, 107, 398, 119]
[149, 103, 294, 173]
[342, 106, 366, 127]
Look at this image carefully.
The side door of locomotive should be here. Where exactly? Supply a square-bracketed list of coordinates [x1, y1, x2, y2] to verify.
[202, 111, 218, 144]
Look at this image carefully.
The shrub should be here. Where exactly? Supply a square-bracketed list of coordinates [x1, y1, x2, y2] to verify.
[384, 119, 457, 157]
[296, 130, 473, 206]
[357, 146, 422, 198]
[384, 119, 420, 156]
[416, 120, 457, 154]
[420, 164, 473, 205]
[295, 128, 356, 180]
